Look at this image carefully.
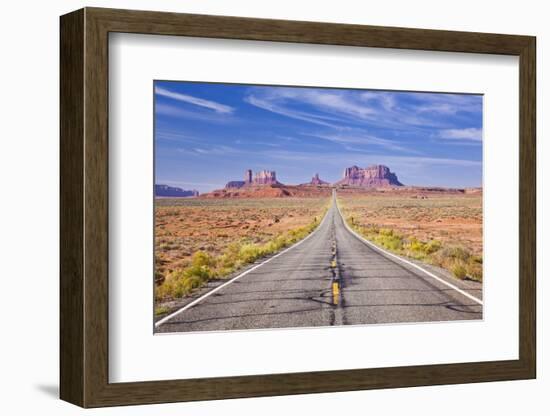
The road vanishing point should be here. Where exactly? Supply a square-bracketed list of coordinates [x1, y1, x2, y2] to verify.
[156, 191, 482, 333]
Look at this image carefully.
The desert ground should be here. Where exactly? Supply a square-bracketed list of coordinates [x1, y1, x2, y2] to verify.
[155, 195, 330, 302]
[337, 188, 483, 281]
[154, 186, 482, 315]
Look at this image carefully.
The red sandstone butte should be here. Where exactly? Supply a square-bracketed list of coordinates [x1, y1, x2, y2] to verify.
[335, 165, 403, 187]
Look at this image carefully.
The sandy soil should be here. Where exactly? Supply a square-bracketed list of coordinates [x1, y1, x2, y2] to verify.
[155, 197, 330, 282]
[337, 188, 482, 257]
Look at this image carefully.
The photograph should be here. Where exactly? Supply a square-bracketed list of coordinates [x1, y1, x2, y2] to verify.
[153, 81, 484, 333]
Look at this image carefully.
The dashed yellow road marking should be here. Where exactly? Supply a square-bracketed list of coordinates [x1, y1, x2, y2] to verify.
[330, 225, 340, 305]
[332, 281, 340, 305]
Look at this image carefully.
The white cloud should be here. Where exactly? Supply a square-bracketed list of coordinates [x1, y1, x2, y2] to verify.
[178, 144, 245, 156]
[155, 130, 197, 142]
[413, 93, 482, 115]
[295, 89, 377, 119]
[249, 88, 377, 122]
[244, 87, 474, 131]
[439, 128, 482, 141]
[245, 94, 340, 128]
[155, 86, 234, 113]
[303, 131, 420, 154]
[155, 103, 236, 124]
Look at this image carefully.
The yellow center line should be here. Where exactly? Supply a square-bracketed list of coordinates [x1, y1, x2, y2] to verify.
[332, 281, 340, 305]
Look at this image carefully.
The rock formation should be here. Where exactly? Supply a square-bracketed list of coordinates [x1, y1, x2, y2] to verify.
[311, 173, 329, 185]
[253, 170, 279, 185]
[301, 173, 329, 186]
[335, 165, 403, 187]
[225, 169, 281, 188]
[155, 184, 199, 197]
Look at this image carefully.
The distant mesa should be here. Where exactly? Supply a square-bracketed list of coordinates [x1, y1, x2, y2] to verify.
[302, 173, 329, 186]
[196, 164, 407, 199]
[225, 169, 282, 189]
[155, 184, 199, 197]
[335, 164, 403, 187]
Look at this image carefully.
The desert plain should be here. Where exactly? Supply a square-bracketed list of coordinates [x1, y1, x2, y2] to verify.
[155, 185, 482, 312]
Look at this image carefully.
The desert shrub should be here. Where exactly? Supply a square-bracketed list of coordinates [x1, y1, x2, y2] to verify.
[155, 259, 214, 301]
[191, 251, 214, 268]
[368, 224, 380, 234]
[173, 267, 212, 298]
[185, 264, 213, 280]
[470, 255, 483, 264]
[466, 261, 483, 281]
[407, 237, 424, 252]
[217, 256, 235, 273]
[218, 242, 241, 270]
[444, 246, 471, 262]
[404, 237, 442, 260]
[451, 262, 468, 280]
[374, 230, 403, 251]
[383, 236, 403, 251]
[155, 306, 170, 316]
[238, 244, 263, 263]
[155, 276, 176, 301]
[184, 273, 205, 290]
[425, 239, 442, 254]
[263, 235, 287, 253]
[432, 245, 472, 268]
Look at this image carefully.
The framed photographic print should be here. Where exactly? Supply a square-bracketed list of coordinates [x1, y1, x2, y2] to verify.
[60, 7, 536, 408]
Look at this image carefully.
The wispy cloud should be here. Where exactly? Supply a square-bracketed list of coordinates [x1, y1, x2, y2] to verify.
[155, 86, 234, 114]
[439, 128, 482, 141]
[177, 144, 245, 156]
[245, 88, 375, 128]
[155, 130, 197, 142]
[291, 89, 377, 119]
[235, 139, 282, 148]
[303, 131, 420, 154]
[155, 103, 236, 124]
[244, 87, 479, 131]
[413, 93, 482, 115]
[245, 94, 340, 128]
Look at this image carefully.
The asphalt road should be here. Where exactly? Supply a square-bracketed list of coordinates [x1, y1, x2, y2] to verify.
[156, 193, 482, 333]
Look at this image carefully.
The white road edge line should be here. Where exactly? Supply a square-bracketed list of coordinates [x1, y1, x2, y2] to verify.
[155, 203, 333, 328]
[335, 199, 483, 306]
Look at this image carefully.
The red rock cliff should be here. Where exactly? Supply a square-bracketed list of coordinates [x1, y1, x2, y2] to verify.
[336, 165, 403, 187]
[253, 170, 278, 185]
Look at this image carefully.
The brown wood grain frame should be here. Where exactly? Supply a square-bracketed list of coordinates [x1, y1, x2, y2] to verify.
[60, 7, 536, 408]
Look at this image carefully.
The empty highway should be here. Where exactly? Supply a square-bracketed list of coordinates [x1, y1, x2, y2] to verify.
[156, 192, 482, 333]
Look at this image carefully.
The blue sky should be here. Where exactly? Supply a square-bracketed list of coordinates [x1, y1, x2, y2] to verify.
[154, 81, 482, 192]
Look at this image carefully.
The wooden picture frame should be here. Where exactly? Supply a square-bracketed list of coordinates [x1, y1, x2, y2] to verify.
[60, 7, 536, 408]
